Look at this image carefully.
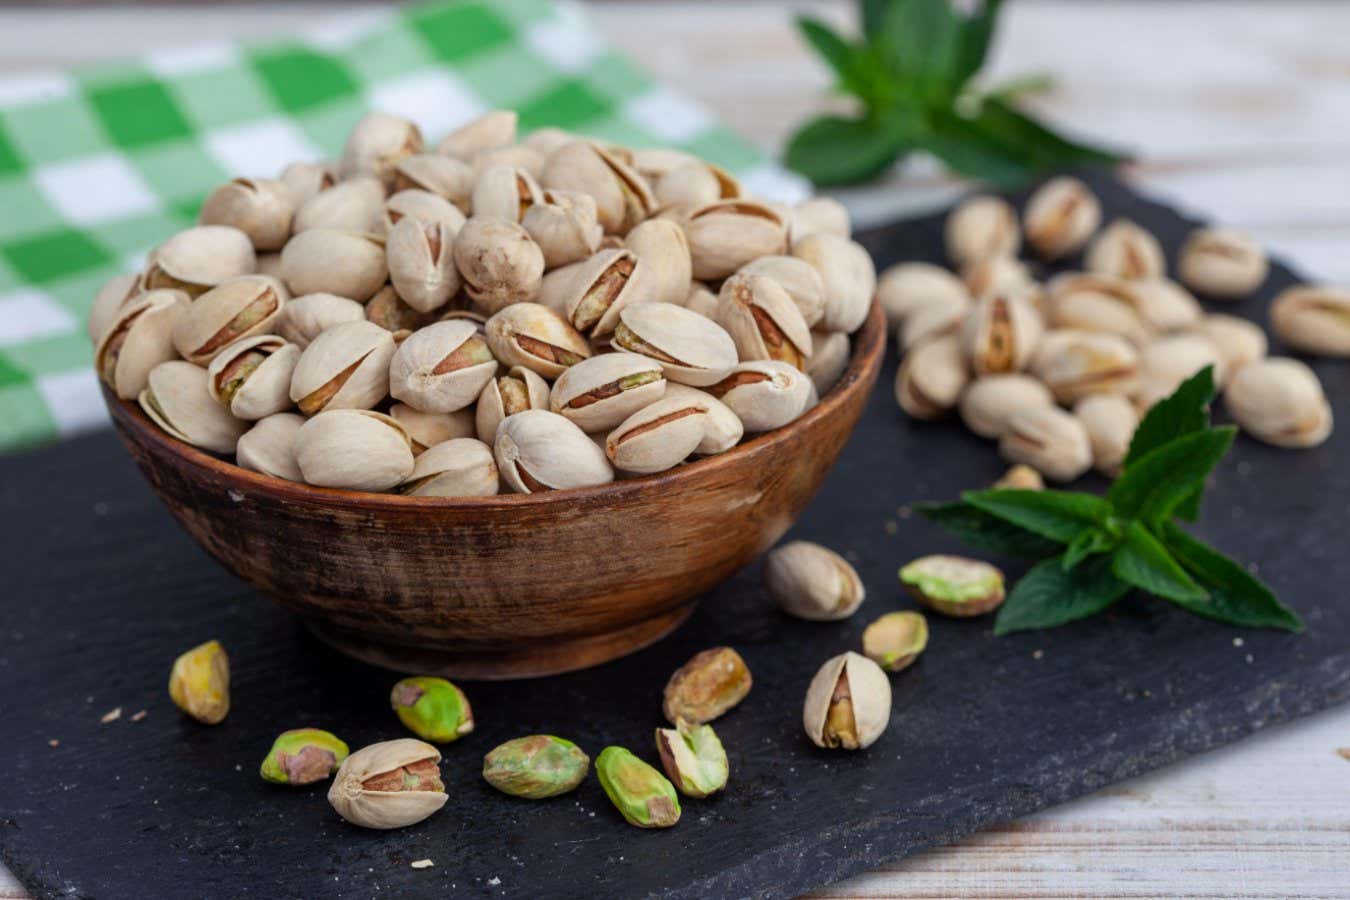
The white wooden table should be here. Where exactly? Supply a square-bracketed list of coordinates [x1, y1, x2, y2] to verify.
[2, 3, 1347, 897]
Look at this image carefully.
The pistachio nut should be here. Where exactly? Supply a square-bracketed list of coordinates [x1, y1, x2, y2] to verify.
[385, 218, 460, 314]
[475, 365, 550, 443]
[961, 253, 1037, 301]
[563, 248, 654, 338]
[899, 294, 972, 352]
[716, 272, 813, 369]
[652, 159, 740, 210]
[1073, 392, 1138, 476]
[612, 302, 738, 387]
[1046, 276, 1152, 346]
[384, 188, 467, 233]
[276, 293, 365, 348]
[292, 176, 386, 234]
[483, 735, 590, 800]
[764, 540, 865, 621]
[1192, 313, 1267, 376]
[389, 320, 496, 413]
[1128, 277, 1203, 332]
[736, 256, 825, 330]
[96, 289, 187, 399]
[140, 360, 246, 453]
[1224, 357, 1332, 448]
[327, 738, 446, 830]
[877, 261, 969, 331]
[958, 373, 1055, 439]
[280, 229, 388, 301]
[1134, 333, 1225, 410]
[791, 232, 875, 334]
[339, 111, 423, 186]
[172, 275, 287, 365]
[391, 402, 476, 452]
[522, 190, 604, 269]
[1178, 226, 1268, 299]
[807, 330, 850, 395]
[901, 555, 1006, 617]
[684, 200, 788, 281]
[469, 164, 542, 224]
[541, 140, 654, 234]
[485, 302, 590, 378]
[862, 611, 929, 673]
[236, 412, 305, 481]
[199, 178, 294, 251]
[625, 218, 694, 307]
[146, 227, 255, 300]
[787, 196, 851, 246]
[438, 110, 517, 160]
[255, 252, 285, 281]
[1023, 176, 1102, 260]
[523, 126, 576, 159]
[205, 334, 300, 420]
[366, 285, 439, 335]
[279, 160, 336, 208]
[88, 272, 144, 343]
[1270, 285, 1350, 357]
[707, 359, 812, 431]
[998, 405, 1093, 482]
[802, 651, 890, 750]
[295, 409, 414, 491]
[895, 334, 968, 421]
[549, 351, 666, 432]
[595, 746, 680, 828]
[961, 292, 1044, 375]
[629, 146, 698, 182]
[663, 382, 743, 454]
[944, 194, 1020, 268]
[494, 409, 614, 493]
[1031, 330, 1140, 404]
[398, 437, 499, 497]
[473, 144, 546, 180]
[261, 729, 350, 786]
[452, 216, 545, 313]
[168, 639, 229, 724]
[393, 153, 474, 209]
[683, 281, 720, 319]
[655, 720, 728, 799]
[391, 676, 474, 743]
[1085, 218, 1165, 280]
[662, 646, 752, 725]
[289, 320, 396, 414]
[605, 394, 709, 475]
[993, 463, 1044, 491]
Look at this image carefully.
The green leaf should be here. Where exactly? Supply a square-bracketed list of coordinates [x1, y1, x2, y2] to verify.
[1158, 522, 1304, 631]
[794, 16, 874, 100]
[985, 71, 1054, 103]
[951, 0, 1004, 87]
[1111, 520, 1207, 604]
[1062, 525, 1118, 570]
[860, 0, 889, 42]
[922, 108, 1038, 188]
[1107, 427, 1235, 524]
[994, 556, 1131, 635]
[1125, 366, 1216, 469]
[915, 501, 1061, 559]
[784, 114, 907, 187]
[974, 98, 1125, 168]
[962, 488, 1112, 543]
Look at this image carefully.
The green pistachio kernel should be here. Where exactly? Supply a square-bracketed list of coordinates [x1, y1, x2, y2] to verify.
[861, 611, 929, 672]
[482, 735, 590, 799]
[655, 720, 728, 799]
[390, 676, 474, 743]
[899, 554, 1006, 617]
[260, 728, 350, 785]
[595, 746, 681, 829]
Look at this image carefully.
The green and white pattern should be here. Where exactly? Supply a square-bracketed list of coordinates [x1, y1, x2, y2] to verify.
[0, 0, 803, 452]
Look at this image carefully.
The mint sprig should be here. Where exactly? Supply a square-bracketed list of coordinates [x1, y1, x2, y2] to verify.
[917, 367, 1305, 635]
[787, 0, 1125, 188]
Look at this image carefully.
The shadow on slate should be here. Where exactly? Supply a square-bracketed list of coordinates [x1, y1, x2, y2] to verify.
[2, 172, 1349, 900]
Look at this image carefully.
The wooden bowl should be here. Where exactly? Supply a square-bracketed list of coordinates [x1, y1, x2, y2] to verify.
[106, 301, 886, 679]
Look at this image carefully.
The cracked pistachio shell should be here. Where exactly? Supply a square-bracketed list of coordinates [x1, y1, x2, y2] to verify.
[387, 217, 461, 314]
[740, 255, 826, 328]
[366, 285, 438, 335]
[236, 412, 305, 481]
[605, 394, 709, 475]
[1224, 357, 1332, 448]
[684, 200, 787, 281]
[391, 676, 474, 742]
[1085, 219, 1165, 280]
[399, 437, 499, 497]
[289, 321, 396, 414]
[944, 194, 1020, 268]
[295, 409, 414, 491]
[146, 226, 256, 297]
[494, 409, 614, 493]
[877, 262, 968, 332]
[1127, 277, 1203, 332]
[663, 647, 752, 725]
[542, 140, 654, 234]
[1270, 285, 1350, 357]
[899, 291, 973, 352]
[863, 611, 929, 673]
[327, 738, 446, 830]
[596, 746, 680, 829]
[475, 365, 550, 443]
[1031, 330, 1140, 404]
[803, 651, 890, 750]
[471, 144, 545, 181]
[485, 302, 590, 378]
[168, 639, 229, 724]
[200, 178, 294, 251]
[612, 302, 737, 387]
[550, 352, 666, 432]
[390, 321, 496, 414]
[625, 218, 693, 307]
[716, 272, 813, 370]
[663, 382, 742, 455]
[523, 127, 577, 159]
[656, 720, 728, 799]
[391, 403, 476, 453]
[281, 229, 388, 301]
[470, 164, 543, 224]
[787, 196, 850, 247]
[452, 217, 545, 314]
[994, 464, 1044, 491]
[522, 190, 603, 268]
[1179, 227, 1268, 299]
[1192, 313, 1267, 376]
[96, 289, 187, 399]
[1046, 275, 1153, 345]
[563, 248, 654, 338]
[1074, 392, 1138, 476]
[536, 259, 585, 314]
[684, 282, 719, 319]
[339, 111, 423, 187]
[483, 735, 590, 800]
[393, 153, 474, 209]
[630, 146, 699, 181]
[807, 330, 850, 395]
[1134, 333, 1225, 410]
[901, 555, 1006, 617]
[961, 254, 1036, 302]
[139, 361, 246, 453]
[438, 110, 517, 159]
[765, 540, 864, 621]
[88, 272, 144, 343]
[279, 160, 336, 208]
[261, 729, 349, 786]
[384, 188, 467, 233]
[707, 359, 812, 431]
[896, 333, 968, 421]
[173, 275, 287, 365]
[961, 292, 1044, 375]
[959, 373, 1055, 439]
[999, 405, 1093, 482]
[652, 159, 740, 210]
[292, 176, 386, 234]
[792, 233, 876, 334]
[206, 334, 301, 420]
[1023, 176, 1101, 260]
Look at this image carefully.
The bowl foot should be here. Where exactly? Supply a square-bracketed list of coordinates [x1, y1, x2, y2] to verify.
[305, 603, 697, 681]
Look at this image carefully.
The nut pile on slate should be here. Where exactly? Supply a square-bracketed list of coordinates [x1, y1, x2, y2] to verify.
[89, 110, 876, 495]
[883, 176, 1340, 483]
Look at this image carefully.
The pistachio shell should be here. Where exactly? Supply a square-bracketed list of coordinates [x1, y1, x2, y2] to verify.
[327, 738, 446, 830]
[339, 111, 423, 187]
[958, 373, 1055, 439]
[714, 272, 812, 371]
[236, 412, 305, 481]
[624, 218, 694, 307]
[1085, 219, 1165, 280]
[764, 540, 864, 621]
[961, 254, 1036, 301]
[139, 360, 246, 453]
[1224, 357, 1332, 448]
[605, 394, 709, 475]
[485, 302, 591, 378]
[1179, 227, 1268, 299]
[899, 294, 973, 351]
[494, 409, 614, 493]
[276, 293, 365, 348]
[1031, 330, 1140, 404]
[393, 153, 474, 209]
[685, 200, 787, 281]
[896, 333, 969, 421]
[706, 359, 812, 431]
[877, 262, 969, 331]
[200, 178, 295, 251]
[550, 352, 666, 433]
[1192, 313, 1267, 377]
[522, 190, 603, 268]
[1023, 176, 1101, 260]
[541, 141, 654, 234]
[96, 289, 187, 399]
[998, 405, 1093, 482]
[803, 651, 890, 750]
[390, 403, 477, 453]
[384, 188, 467, 232]
[684, 282, 719, 319]
[470, 164, 543, 223]
[523, 127, 577, 159]
[1270, 285, 1350, 357]
[1134, 333, 1225, 410]
[563, 248, 654, 338]
[807, 330, 850, 395]
[146, 225, 257, 296]
[172, 275, 287, 365]
[612, 302, 737, 387]
[292, 176, 386, 234]
[366, 285, 439, 334]
[787, 196, 850, 246]
[452, 216, 545, 314]
[289, 320, 396, 414]
[662, 382, 743, 454]
[1046, 275, 1153, 345]
[1073, 392, 1139, 476]
[389, 320, 497, 413]
[399, 437, 499, 497]
[944, 195, 1020, 267]
[475, 366, 551, 443]
[961, 292, 1044, 375]
[280, 229, 388, 301]
[205, 334, 301, 420]
[88, 272, 144, 343]
[279, 160, 336, 208]
[653, 159, 739, 210]
[439, 111, 517, 160]
[295, 409, 414, 491]
[1128, 277, 1203, 332]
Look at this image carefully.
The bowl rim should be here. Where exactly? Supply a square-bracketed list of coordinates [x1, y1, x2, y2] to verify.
[110, 300, 886, 509]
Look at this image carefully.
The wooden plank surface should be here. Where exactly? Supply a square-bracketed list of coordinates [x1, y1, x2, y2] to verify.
[1, 2, 1348, 897]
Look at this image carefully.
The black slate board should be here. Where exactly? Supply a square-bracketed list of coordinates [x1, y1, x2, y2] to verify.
[4, 173, 1350, 900]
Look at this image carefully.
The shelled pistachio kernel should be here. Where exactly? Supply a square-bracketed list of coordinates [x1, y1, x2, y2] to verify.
[482, 735, 590, 799]
[802, 651, 891, 750]
[260, 729, 350, 785]
[862, 611, 929, 673]
[390, 676, 474, 743]
[595, 746, 681, 828]
[993, 464, 1044, 491]
[168, 639, 230, 724]
[662, 646, 752, 725]
[763, 540, 864, 621]
[327, 739, 446, 830]
[900, 555, 1006, 617]
[655, 720, 729, 798]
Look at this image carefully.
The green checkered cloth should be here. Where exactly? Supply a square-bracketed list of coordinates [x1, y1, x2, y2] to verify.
[0, 0, 803, 452]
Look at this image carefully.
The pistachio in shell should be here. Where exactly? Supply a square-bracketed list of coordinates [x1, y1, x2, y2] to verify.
[327, 738, 446, 830]
[485, 302, 591, 379]
[764, 540, 864, 621]
[236, 412, 305, 482]
[389, 320, 497, 414]
[475, 365, 551, 443]
[549, 352, 666, 433]
[595, 746, 680, 829]
[398, 437, 499, 497]
[96, 289, 187, 400]
[146, 225, 256, 297]
[802, 651, 891, 750]
[261, 729, 350, 786]
[482, 735, 590, 800]
[139, 360, 247, 454]
[199, 177, 294, 251]
[168, 639, 229, 725]
[391, 676, 474, 743]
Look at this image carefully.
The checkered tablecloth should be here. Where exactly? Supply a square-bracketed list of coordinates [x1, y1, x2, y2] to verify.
[0, 0, 803, 453]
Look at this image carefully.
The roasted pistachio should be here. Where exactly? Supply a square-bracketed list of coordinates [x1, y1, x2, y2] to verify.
[662, 646, 752, 725]
[391, 676, 474, 743]
[662, 382, 743, 455]
[385, 217, 460, 314]
[807, 330, 850, 395]
[764, 540, 864, 621]
[998, 405, 1093, 482]
[1031, 330, 1140, 404]
[563, 248, 653, 338]
[706, 359, 812, 431]
[716, 272, 812, 369]
[738, 255, 826, 330]
[655, 720, 728, 799]
[522, 190, 603, 268]
[392, 403, 476, 453]
[139, 361, 246, 453]
[612, 302, 738, 387]
[261, 729, 350, 786]
[438, 110, 517, 160]
[289, 321, 396, 414]
[993, 463, 1044, 491]
[1178, 226, 1268, 299]
[899, 294, 973, 352]
[684, 200, 787, 281]
[146, 225, 256, 297]
[1046, 275, 1152, 346]
[292, 176, 386, 234]
[96, 289, 187, 399]
[787, 196, 851, 246]
[339, 111, 423, 186]
[550, 352, 666, 432]
[900, 555, 1006, 617]
[236, 412, 305, 481]
[961, 254, 1037, 301]
[393, 153, 474, 209]
[961, 292, 1044, 375]
[1085, 219, 1165, 280]
[541, 140, 654, 234]
[279, 160, 336, 208]
[483, 735, 590, 799]
[327, 738, 446, 830]
[1134, 333, 1224, 410]
[1225, 357, 1332, 448]
[803, 651, 890, 750]
[596, 746, 680, 828]
[173, 275, 287, 365]
[281, 229, 388, 301]
[399, 437, 499, 497]
[168, 639, 229, 724]
[959, 373, 1055, 439]
[944, 195, 1020, 267]
[294, 410, 414, 491]
[653, 158, 739, 209]
[88, 272, 144, 343]
[895, 334, 968, 421]
[389, 320, 497, 414]
[1270, 285, 1350, 357]
[684, 281, 720, 319]
[605, 394, 708, 475]
[792, 233, 876, 334]
[384, 188, 467, 233]
[862, 611, 929, 672]
[1023, 176, 1101, 260]
[206, 334, 300, 420]
[200, 178, 294, 251]
[1128, 277, 1203, 332]
[1074, 392, 1139, 476]
[476, 365, 550, 443]
[276, 292, 364, 348]
[523, 126, 576, 159]
[467, 164, 541, 224]
[494, 409, 614, 493]
[485, 302, 590, 378]
[622, 218, 693, 307]
[366, 285, 438, 334]
[878, 261, 969, 331]
[1193, 313, 1267, 376]
[452, 216, 545, 313]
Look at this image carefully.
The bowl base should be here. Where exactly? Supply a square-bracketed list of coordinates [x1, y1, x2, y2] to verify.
[304, 602, 697, 681]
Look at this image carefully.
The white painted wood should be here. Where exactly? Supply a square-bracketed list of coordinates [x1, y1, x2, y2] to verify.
[1, 3, 1347, 897]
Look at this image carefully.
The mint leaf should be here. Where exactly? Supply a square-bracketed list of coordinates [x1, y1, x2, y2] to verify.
[784, 115, 907, 187]
[994, 556, 1131, 635]
[952, 0, 1003, 88]
[860, 0, 889, 42]
[1125, 366, 1216, 469]
[923, 109, 1038, 188]
[878, 0, 964, 99]
[1111, 521, 1208, 604]
[1107, 427, 1235, 523]
[794, 16, 876, 101]
[1062, 525, 1118, 571]
[973, 98, 1125, 168]
[916, 501, 1061, 559]
[1158, 522, 1304, 631]
[962, 488, 1112, 543]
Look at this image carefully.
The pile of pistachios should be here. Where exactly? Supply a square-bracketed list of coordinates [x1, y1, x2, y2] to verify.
[884, 176, 1342, 484]
[90, 109, 876, 495]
